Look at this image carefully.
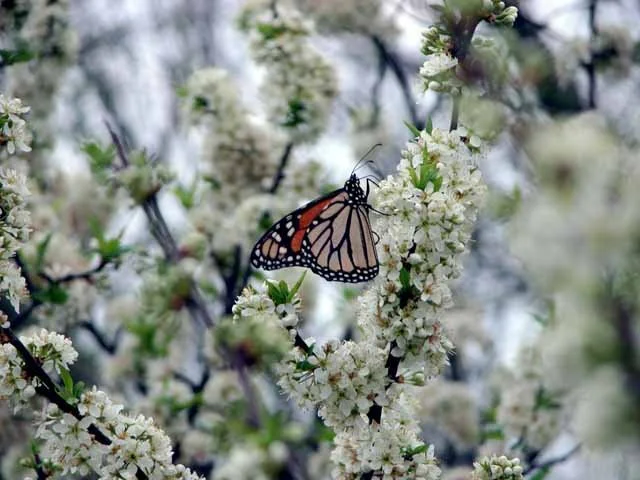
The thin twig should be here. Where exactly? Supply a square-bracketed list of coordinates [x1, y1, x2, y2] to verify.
[269, 142, 294, 194]
[106, 123, 213, 328]
[449, 95, 460, 131]
[33, 453, 48, 480]
[39, 257, 109, 284]
[368, 49, 389, 128]
[0, 324, 149, 479]
[371, 35, 422, 129]
[523, 444, 581, 476]
[586, 0, 598, 108]
[77, 321, 121, 355]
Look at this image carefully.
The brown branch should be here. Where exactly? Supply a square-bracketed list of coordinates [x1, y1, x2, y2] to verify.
[39, 257, 109, 285]
[523, 444, 581, 476]
[269, 142, 294, 194]
[106, 123, 213, 327]
[586, 0, 598, 108]
[371, 35, 422, 130]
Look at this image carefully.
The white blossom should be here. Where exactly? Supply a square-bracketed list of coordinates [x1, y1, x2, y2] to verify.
[278, 340, 389, 429]
[240, 0, 338, 143]
[471, 455, 523, 480]
[0, 95, 32, 154]
[358, 128, 486, 374]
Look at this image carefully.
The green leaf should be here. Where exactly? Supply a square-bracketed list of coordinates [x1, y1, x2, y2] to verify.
[0, 46, 35, 66]
[289, 271, 307, 300]
[34, 284, 69, 305]
[425, 117, 434, 134]
[266, 280, 287, 306]
[403, 120, 421, 138]
[59, 367, 73, 394]
[256, 23, 288, 40]
[530, 466, 551, 480]
[34, 233, 53, 272]
[481, 423, 504, 441]
[296, 360, 316, 371]
[192, 95, 209, 111]
[282, 98, 307, 128]
[399, 267, 411, 291]
[173, 180, 198, 209]
[82, 142, 115, 180]
[314, 422, 335, 443]
[405, 444, 428, 457]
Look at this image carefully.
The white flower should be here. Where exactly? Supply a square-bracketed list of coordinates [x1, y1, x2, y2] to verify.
[472, 455, 523, 480]
[278, 340, 388, 429]
[240, 0, 338, 143]
[420, 53, 458, 78]
[0, 95, 32, 154]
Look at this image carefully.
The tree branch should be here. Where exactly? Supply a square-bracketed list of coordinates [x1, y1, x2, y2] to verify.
[523, 444, 581, 476]
[586, 0, 598, 109]
[371, 35, 422, 130]
[269, 142, 294, 194]
[106, 123, 213, 328]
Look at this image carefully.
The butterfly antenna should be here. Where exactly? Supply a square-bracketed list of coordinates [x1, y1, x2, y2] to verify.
[350, 143, 383, 176]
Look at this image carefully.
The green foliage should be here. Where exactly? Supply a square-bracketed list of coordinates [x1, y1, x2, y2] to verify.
[89, 219, 129, 263]
[534, 387, 562, 410]
[407, 147, 443, 192]
[266, 272, 306, 306]
[33, 284, 69, 305]
[0, 44, 35, 66]
[173, 179, 199, 209]
[192, 95, 210, 112]
[58, 367, 85, 403]
[82, 141, 115, 182]
[404, 121, 421, 139]
[251, 411, 304, 447]
[530, 466, 551, 480]
[126, 314, 178, 358]
[403, 443, 428, 458]
[256, 23, 289, 40]
[33, 233, 53, 272]
[282, 98, 307, 128]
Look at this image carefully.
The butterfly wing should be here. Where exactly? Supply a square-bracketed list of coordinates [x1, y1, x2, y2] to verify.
[250, 189, 349, 271]
[302, 203, 379, 283]
[251, 189, 379, 283]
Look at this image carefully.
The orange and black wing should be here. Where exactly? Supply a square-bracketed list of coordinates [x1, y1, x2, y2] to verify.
[250, 190, 379, 283]
[250, 189, 348, 271]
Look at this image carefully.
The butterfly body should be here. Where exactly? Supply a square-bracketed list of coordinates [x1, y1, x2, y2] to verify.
[250, 174, 379, 283]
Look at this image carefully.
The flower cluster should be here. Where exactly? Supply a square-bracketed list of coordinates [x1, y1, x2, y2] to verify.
[36, 387, 203, 479]
[510, 113, 640, 448]
[419, 3, 517, 94]
[181, 67, 278, 194]
[294, 0, 395, 37]
[418, 380, 480, 449]
[359, 128, 486, 375]
[278, 340, 389, 428]
[223, 285, 300, 366]
[495, 344, 565, 451]
[113, 150, 174, 204]
[0, 95, 32, 155]
[331, 410, 441, 479]
[0, 168, 31, 258]
[239, 0, 338, 143]
[0, 166, 30, 312]
[471, 455, 523, 480]
[0, 329, 77, 405]
[213, 441, 288, 480]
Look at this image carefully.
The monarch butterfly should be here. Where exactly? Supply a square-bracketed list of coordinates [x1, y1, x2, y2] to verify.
[250, 161, 381, 283]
